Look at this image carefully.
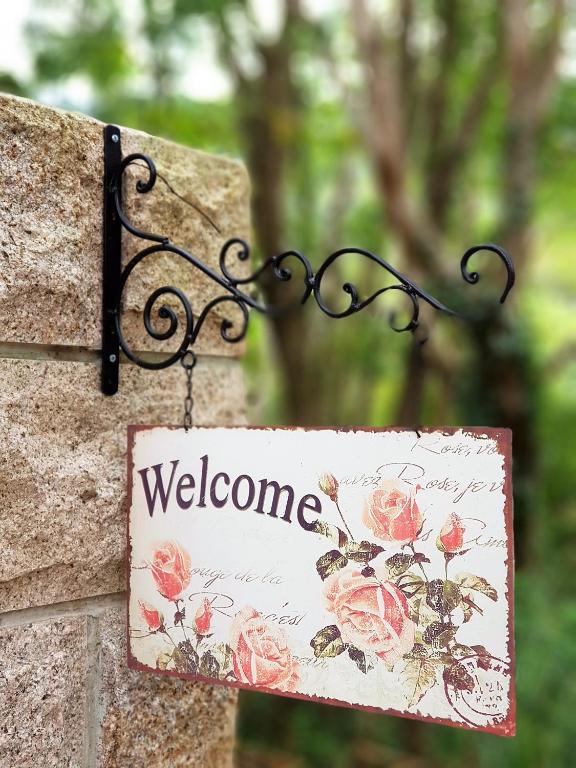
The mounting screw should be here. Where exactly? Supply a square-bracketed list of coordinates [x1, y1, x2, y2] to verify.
[109, 354, 117, 363]
[111, 134, 119, 143]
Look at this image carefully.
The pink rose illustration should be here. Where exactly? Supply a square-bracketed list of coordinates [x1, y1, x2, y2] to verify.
[230, 607, 299, 692]
[363, 479, 422, 544]
[194, 597, 213, 636]
[324, 566, 415, 665]
[150, 541, 191, 601]
[437, 512, 465, 553]
[138, 600, 164, 632]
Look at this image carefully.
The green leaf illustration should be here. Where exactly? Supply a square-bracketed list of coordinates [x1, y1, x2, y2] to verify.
[345, 540, 384, 564]
[316, 549, 348, 581]
[403, 656, 438, 707]
[404, 642, 428, 660]
[156, 650, 174, 671]
[455, 573, 498, 602]
[386, 553, 415, 577]
[387, 552, 429, 578]
[429, 650, 454, 665]
[471, 644, 492, 670]
[451, 642, 476, 659]
[422, 621, 458, 648]
[211, 642, 234, 677]
[174, 639, 199, 674]
[461, 595, 483, 623]
[310, 625, 346, 658]
[309, 520, 349, 549]
[407, 595, 434, 628]
[425, 579, 462, 615]
[199, 651, 220, 679]
[174, 607, 186, 624]
[443, 662, 475, 692]
[348, 645, 370, 674]
[461, 601, 474, 623]
[397, 572, 427, 599]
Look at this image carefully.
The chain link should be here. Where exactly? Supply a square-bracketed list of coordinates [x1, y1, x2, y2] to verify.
[180, 351, 197, 431]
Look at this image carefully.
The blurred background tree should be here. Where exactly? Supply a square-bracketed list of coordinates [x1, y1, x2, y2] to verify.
[3, 0, 576, 765]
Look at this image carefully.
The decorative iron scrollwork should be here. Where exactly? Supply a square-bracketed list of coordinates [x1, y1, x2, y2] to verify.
[101, 125, 515, 394]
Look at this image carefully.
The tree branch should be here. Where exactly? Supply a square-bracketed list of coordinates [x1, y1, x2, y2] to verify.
[531, 0, 566, 120]
[425, 0, 460, 183]
[351, 0, 443, 276]
[399, 0, 418, 134]
[426, 50, 499, 228]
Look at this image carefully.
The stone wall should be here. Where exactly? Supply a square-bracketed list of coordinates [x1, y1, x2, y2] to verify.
[0, 94, 251, 767]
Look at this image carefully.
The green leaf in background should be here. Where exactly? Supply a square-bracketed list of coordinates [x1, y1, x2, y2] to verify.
[316, 550, 348, 581]
[310, 625, 346, 658]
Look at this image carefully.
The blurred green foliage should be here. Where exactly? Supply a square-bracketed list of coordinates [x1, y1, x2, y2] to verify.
[2, 1, 576, 765]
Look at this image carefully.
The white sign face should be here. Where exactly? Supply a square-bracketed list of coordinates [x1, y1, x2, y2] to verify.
[127, 426, 515, 736]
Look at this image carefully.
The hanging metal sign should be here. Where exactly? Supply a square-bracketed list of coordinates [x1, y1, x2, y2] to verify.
[127, 425, 514, 735]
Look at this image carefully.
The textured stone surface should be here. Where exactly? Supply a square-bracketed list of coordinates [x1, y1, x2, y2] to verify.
[0, 357, 247, 613]
[98, 607, 236, 768]
[0, 616, 87, 767]
[0, 93, 251, 356]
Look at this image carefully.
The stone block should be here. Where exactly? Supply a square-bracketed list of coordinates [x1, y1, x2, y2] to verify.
[0, 93, 251, 357]
[0, 616, 87, 767]
[0, 357, 247, 613]
[98, 607, 236, 768]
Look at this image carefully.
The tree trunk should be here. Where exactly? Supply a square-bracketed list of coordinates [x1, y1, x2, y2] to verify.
[235, 21, 317, 424]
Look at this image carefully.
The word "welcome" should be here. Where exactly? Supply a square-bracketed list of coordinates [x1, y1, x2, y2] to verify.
[137, 456, 323, 532]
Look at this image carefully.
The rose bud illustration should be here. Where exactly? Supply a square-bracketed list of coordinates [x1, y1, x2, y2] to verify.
[194, 597, 213, 636]
[150, 541, 191, 601]
[319, 472, 339, 502]
[363, 479, 422, 545]
[138, 600, 164, 632]
[437, 512, 465, 553]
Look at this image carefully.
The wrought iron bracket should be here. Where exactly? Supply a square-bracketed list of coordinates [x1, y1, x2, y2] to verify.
[102, 125, 516, 395]
[102, 125, 122, 394]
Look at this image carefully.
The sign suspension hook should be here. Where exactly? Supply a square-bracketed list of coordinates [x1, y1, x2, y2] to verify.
[180, 351, 197, 431]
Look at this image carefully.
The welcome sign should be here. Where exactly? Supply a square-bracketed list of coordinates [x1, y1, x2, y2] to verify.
[127, 426, 515, 735]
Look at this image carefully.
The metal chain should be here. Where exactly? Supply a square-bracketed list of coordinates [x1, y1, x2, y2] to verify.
[180, 351, 197, 431]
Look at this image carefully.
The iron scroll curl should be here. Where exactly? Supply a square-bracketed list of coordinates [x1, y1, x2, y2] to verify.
[105, 134, 516, 377]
